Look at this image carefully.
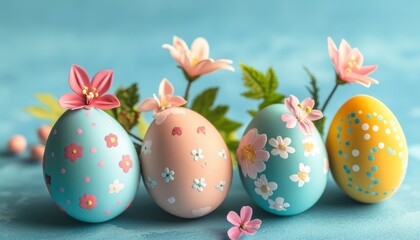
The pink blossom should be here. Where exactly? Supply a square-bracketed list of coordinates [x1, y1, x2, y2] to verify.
[79, 194, 97, 210]
[227, 206, 262, 240]
[236, 128, 270, 179]
[138, 79, 187, 125]
[281, 95, 323, 136]
[162, 36, 234, 79]
[119, 154, 133, 173]
[328, 37, 378, 87]
[104, 133, 118, 148]
[64, 143, 83, 162]
[59, 65, 120, 110]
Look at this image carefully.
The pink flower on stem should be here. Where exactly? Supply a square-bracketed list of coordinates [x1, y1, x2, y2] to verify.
[281, 95, 323, 136]
[59, 65, 120, 110]
[227, 206, 262, 240]
[64, 143, 83, 162]
[328, 37, 378, 87]
[236, 128, 270, 179]
[162, 36, 234, 80]
[138, 79, 187, 125]
[79, 194, 97, 210]
[119, 155, 133, 173]
[104, 133, 118, 148]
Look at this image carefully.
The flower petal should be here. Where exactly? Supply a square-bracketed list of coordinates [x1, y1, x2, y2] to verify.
[298, 121, 314, 136]
[69, 65, 91, 96]
[281, 114, 297, 128]
[307, 109, 323, 121]
[190, 37, 209, 61]
[168, 96, 187, 107]
[327, 37, 339, 67]
[301, 98, 315, 109]
[227, 227, 243, 240]
[284, 95, 300, 115]
[356, 65, 377, 76]
[337, 39, 353, 75]
[283, 137, 291, 145]
[92, 94, 121, 110]
[253, 133, 267, 150]
[241, 228, 257, 235]
[345, 72, 379, 87]
[246, 219, 262, 230]
[240, 206, 253, 223]
[139, 98, 159, 113]
[159, 78, 174, 98]
[58, 93, 85, 110]
[227, 211, 241, 225]
[255, 150, 270, 162]
[289, 174, 299, 182]
[91, 70, 113, 96]
[268, 138, 278, 148]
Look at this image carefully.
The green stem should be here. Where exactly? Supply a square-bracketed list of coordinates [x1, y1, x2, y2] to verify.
[321, 83, 339, 113]
[127, 131, 143, 143]
[184, 81, 193, 102]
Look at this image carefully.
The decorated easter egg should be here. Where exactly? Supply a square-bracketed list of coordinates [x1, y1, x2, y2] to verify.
[140, 107, 232, 218]
[43, 65, 140, 223]
[237, 101, 328, 216]
[326, 95, 408, 203]
[139, 79, 232, 218]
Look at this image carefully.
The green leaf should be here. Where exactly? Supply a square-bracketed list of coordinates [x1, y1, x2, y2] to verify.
[240, 63, 285, 114]
[314, 116, 326, 136]
[191, 88, 217, 115]
[304, 66, 320, 110]
[24, 94, 64, 125]
[106, 83, 141, 132]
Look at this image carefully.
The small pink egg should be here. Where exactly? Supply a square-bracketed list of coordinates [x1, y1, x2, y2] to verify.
[38, 125, 52, 143]
[8, 135, 27, 154]
[31, 144, 45, 161]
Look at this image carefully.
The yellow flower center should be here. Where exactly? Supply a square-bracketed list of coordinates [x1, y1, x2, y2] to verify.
[278, 143, 287, 152]
[82, 86, 99, 103]
[87, 200, 93, 206]
[303, 142, 315, 153]
[110, 137, 116, 143]
[298, 171, 308, 181]
[191, 57, 199, 67]
[72, 149, 77, 154]
[261, 185, 270, 193]
[241, 144, 256, 164]
[125, 160, 130, 167]
[345, 55, 361, 73]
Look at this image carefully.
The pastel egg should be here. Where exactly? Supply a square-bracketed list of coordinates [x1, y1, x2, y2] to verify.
[140, 107, 232, 218]
[43, 109, 140, 223]
[237, 104, 328, 216]
[8, 134, 27, 154]
[326, 95, 408, 203]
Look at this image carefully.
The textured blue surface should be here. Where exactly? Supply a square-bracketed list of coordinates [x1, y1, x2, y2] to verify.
[1, 0, 420, 239]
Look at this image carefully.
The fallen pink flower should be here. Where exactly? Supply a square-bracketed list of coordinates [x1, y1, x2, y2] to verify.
[227, 206, 262, 240]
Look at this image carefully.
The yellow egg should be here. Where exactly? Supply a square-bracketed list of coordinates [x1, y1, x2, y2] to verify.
[326, 95, 408, 203]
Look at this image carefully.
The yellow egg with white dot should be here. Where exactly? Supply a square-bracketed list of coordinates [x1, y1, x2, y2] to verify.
[326, 95, 408, 203]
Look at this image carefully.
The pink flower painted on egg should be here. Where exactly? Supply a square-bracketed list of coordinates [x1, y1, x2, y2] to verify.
[119, 155, 133, 173]
[64, 143, 83, 162]
[58, 65, 120, 110]
[45, 173, 51, 185]
[104, 133, 118, 148]
[79, 194, 97, 210]
[236, 128, 270, 179]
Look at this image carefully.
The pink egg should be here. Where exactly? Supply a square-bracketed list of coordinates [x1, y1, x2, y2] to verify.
[31, 144, 45, 161]
[38, 125, 52, 143]
[8, 135, 27, 154]
[141, 107, 232, 218]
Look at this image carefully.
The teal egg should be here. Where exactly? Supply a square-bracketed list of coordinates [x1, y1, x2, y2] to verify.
[43, 108, 140, 223]
[237, 104, 328, 216]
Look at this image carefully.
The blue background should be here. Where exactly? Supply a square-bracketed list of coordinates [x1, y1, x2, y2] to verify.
[1, 0, 420, 239]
